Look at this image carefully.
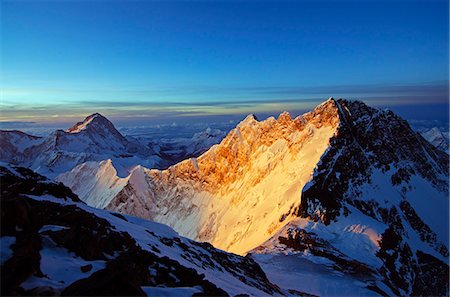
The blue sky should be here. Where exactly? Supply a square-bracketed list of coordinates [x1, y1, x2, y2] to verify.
[1, 0, 448, 124]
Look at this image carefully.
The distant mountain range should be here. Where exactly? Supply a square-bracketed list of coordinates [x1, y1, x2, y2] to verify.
[0, 113, 226, 179]
[419, 127, 449, 153]
[1, 98, 448, 296]
[0, 113, 161, 178]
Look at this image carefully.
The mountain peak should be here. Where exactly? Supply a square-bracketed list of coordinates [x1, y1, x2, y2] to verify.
[66, 113, 111, 133]
[61, 113, 130, 153]
[245, 113, 259, 121]
[238, 114, 259, 127]
[277, 111, 292, 123]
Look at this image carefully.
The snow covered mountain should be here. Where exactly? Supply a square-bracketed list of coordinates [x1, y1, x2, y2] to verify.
[0, 130, 45, 164]
[420, 126, 449, 153]
[59, 98, 449, 296]
[1, 164, 309, 296]
[59, 101, 338, 254]
[0, 113, 163, 178]
[253, 100, 448, 296]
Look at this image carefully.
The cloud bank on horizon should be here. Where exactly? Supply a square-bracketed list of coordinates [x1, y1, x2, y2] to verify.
[1, 81, 449, 124]
[1, 1, 448, 124]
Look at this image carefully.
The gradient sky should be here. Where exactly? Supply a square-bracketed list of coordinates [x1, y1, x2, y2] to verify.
[1, 0, 449, 124]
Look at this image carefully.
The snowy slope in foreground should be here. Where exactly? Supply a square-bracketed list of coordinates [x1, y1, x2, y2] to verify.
[1, 165, 307, 297]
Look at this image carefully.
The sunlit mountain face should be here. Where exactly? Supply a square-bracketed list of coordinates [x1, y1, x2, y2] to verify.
[1, 0, 449, 296]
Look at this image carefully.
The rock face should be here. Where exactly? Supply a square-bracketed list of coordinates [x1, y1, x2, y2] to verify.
[1, 165, 297, 297]
[298, 100, 448, 225]
[0, 113, 163, 178]
[59, 98, 449, 296]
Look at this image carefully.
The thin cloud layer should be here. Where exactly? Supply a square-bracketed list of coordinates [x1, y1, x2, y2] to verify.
[1, 81, 448, 123]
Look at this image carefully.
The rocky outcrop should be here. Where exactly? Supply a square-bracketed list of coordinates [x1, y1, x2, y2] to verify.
[298, 99, 448, 224]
